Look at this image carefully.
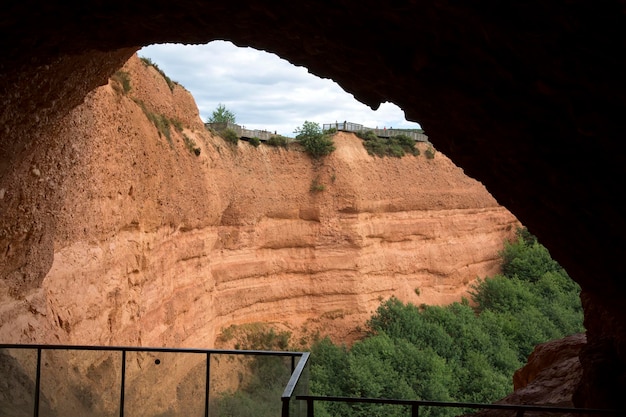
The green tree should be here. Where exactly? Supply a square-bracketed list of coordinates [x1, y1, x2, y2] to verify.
[295, 121, 335, 158]
[207, 103, 236, 124]
[309, 227, 583, 417]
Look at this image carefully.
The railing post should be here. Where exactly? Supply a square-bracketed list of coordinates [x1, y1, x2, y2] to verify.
[307, 398, 314, 417]
[34, 348, 41, 417]
[205, 353, 211, 417]
[412, 403, 419, 417]
[119, 349, 126, 417]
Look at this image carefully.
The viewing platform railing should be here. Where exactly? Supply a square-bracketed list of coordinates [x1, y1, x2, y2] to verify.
[296, 395, 619, 417]
[1, 343, 618, 417]
[205, 122, 275, 141]
[0, 343, 309, 417]
[323, 122, 429, 142]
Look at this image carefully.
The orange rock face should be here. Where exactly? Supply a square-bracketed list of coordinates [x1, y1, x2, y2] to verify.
[459, 334, 586, 417]
[0, 54, 519, 348]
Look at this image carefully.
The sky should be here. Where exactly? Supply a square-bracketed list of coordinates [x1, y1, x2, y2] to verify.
[138, 41, 422, 137]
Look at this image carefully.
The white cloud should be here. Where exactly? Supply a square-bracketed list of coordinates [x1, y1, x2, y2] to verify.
[138, 41, 422, 137]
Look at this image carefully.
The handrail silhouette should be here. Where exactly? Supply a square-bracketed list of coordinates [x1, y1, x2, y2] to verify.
[0, 343, 308, 417]
[296, 395, 619, 417]
[2, 344, 618, 417]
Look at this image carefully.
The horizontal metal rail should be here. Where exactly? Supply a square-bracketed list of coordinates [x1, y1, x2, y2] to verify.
[296, 395, 619, 417]
[0, 343, 305, 356]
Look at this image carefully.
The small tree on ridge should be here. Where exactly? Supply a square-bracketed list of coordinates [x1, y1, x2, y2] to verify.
[207, 103, 236, 124]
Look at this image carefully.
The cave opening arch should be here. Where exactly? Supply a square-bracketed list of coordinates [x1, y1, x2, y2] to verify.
[1, 1, 626, 410]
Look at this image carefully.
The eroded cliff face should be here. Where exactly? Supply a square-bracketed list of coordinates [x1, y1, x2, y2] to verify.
[0, 54, 518, 348]
[463, 333, 586, 417]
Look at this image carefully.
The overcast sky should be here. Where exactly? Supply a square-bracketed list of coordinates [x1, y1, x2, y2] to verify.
[138, 41, 422, 137]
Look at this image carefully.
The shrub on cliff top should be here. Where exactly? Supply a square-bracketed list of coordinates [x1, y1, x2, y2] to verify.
[248, 137, 261, 147]
[363, 135, 419, 158]
[220, 128, 239, 145]
[267, 135, 289, 148]
[295, 121, 335, 159]
[356, 130, 379, 141]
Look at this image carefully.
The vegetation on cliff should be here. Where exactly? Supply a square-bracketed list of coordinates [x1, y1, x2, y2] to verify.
[139, 56, 178, 92]
[309, 227, 583, 417]
[359, 131, 420, 158]
[207, 103, 237, 124]
[214, 228, 583, 417]
[295, 121, 336, 158]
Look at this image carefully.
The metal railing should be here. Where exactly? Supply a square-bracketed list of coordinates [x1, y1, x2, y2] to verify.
[0, 344, 309, 417]
[323, 122, 429, 142]
[2, 344, 618, 417]
[281, 352, 310, 417]
[205, 122, 276, 140]
[296, 395, 619, 417]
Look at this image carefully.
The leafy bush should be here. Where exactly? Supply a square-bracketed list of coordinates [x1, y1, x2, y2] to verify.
[295, 121, 335, 158]
[248, 137, 261, 147]
[363, 135, 419, 158]
[356, 130, 379, 141]
[425, 146, 436, 159]
[324, 127, 338, 134]
[266, 135, 289, 148]
[221, 128, 239, 145]
[309, 227, 583, 417]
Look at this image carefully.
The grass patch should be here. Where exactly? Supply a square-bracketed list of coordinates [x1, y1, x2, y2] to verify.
[248, 137, 261, 147]
[220, 128, 239, 145]
[356, 130, 379, 141]
[183, 134, 200, 156]
[266, 135, 289, 148]
[171, 118, 184, 132]
[139, 56, 178, 92]
[310, 177, 326, 193]
[363, 134, 420, 158]
[219, 323, 291, 351]
[111, 70, 131, 95]
[425, 145, 436, 159]
[134, 99, 174, 148]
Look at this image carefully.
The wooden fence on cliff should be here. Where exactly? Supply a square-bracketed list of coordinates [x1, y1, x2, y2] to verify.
[322, 121, 429, 142]
[205, 122, 275, 141]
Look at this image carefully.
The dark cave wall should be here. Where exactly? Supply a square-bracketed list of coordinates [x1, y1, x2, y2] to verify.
[1, 0, 625, 409]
